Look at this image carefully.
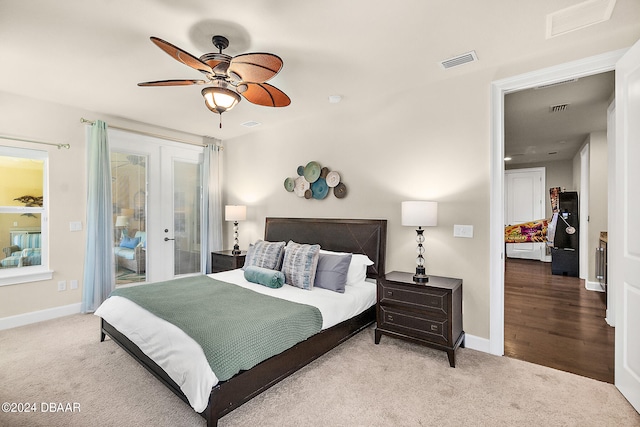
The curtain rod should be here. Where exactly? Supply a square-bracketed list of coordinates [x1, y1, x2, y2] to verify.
[0, 135, 70, 150]
[80, 118, 212, 148]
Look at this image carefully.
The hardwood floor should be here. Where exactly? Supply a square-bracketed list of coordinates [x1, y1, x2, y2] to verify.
[504, 258, 614, 383]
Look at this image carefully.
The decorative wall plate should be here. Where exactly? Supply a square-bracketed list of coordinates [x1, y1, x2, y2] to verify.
[294, 176, 310, 197]
[326, 171, 340, 187]
[333, 182, 347, 198]
[284, 177, 295, 192]
[311, 178, 329, 199]
[303, 161, 321, 183]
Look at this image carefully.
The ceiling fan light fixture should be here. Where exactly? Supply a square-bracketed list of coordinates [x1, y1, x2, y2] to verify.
[202, 86, 241, 114]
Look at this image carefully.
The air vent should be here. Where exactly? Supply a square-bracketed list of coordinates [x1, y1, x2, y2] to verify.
[546, 0, 617, 38]
[535, 78, 579, 90]
[440, 50, 478, 69]
[241, 121, 261, 128]
[549, 103, 570, 113]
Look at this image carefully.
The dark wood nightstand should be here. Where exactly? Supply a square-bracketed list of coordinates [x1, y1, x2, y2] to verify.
[375, 271, 464, 367]
[211, 250, 247, 273]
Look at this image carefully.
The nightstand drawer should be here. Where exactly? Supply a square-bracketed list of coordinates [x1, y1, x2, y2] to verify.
[378, 282, 448, 315]
[379, 305, 448, 345]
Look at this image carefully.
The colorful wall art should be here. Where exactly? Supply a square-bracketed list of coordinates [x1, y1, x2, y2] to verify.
[284, 161, 347, 200]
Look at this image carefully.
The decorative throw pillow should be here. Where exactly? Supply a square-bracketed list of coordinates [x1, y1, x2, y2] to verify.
[244, 265, 285, 289]
[243, 240, 286, 270]
[314, 252, 352, 293]
[319, 249, 374, 285]
[120, 236, 140, 249]
[281, 241, 320, 290]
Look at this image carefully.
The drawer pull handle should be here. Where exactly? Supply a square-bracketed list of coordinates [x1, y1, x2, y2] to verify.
[387, 314, 394, 321]
[387, 290, 393, 296]
[431, 325, 438, 331]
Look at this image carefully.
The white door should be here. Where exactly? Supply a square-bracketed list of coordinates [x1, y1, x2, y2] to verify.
[505, 167, 546, 260]
[157, 146, 203, 279]
[614, 38, 640, 412]
[109, 129, 204, 285]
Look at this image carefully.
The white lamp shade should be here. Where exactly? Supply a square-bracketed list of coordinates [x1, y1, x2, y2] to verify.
[115, 215, 129, 227]
[401, 201, 438, 227]
[225, 205, 247, 221]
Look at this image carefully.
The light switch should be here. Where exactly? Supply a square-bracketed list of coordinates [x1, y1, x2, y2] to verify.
[453, 224, 474, 238]
[69, 221, 82, 231]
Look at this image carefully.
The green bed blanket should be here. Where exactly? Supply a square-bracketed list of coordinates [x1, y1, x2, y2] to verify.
[110, 275, 322, 381]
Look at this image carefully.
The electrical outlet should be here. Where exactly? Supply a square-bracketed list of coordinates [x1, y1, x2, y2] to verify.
[57, 281, 66, 291]
[453, 224, 474, 238]
[70, 279, 78, 290]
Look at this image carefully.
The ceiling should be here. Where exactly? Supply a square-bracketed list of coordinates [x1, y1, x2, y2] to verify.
[0, 1, 637, 142]
[505, 71, 615, 166]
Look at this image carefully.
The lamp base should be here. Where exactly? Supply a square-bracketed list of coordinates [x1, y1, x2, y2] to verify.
[413, 273, 429, 283]
[413, 266, 429, 283]
[232, 245, 241, 255]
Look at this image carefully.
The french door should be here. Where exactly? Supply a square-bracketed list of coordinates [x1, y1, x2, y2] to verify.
[109, 129, 204, 285]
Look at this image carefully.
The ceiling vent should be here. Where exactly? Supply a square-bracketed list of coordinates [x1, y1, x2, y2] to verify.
[549, 103, 570, 113]
[546, 0, 617, 38]
[241, 121, 261, 128]
[440, 50, 478, 69]
[535, 78, 579, 90]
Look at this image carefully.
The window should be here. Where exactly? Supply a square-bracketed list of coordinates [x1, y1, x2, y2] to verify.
[0, 146, 50, 285]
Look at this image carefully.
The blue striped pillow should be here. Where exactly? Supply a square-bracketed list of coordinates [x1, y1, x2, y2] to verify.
[243, 240, 286, 270]
[281, 241, 321, 290]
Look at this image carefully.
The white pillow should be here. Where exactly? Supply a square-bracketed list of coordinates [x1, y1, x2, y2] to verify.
[319, 249, 374, 285]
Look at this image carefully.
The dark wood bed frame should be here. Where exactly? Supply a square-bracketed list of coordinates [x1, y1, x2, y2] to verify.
[100, 217, 387, 426]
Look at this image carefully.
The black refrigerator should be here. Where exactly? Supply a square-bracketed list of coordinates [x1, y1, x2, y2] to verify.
[551, 191, 579, 276]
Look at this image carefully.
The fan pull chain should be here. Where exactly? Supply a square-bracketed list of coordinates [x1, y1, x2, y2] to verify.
[219, 115, 223, 129]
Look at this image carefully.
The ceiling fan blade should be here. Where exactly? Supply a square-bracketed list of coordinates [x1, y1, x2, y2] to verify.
[241, 83, 291, 107]
[138, 79, 206, 87]
[150, 37, 213, 75]
[228, 53, 283, 83]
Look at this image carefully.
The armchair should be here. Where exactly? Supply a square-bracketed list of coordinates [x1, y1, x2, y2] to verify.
[113, 231, 146, 274]
[1, 232, 41, 268]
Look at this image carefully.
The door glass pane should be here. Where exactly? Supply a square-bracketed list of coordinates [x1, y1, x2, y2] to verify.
[111, 152, 147, 286]
[173, 160, 201, 275]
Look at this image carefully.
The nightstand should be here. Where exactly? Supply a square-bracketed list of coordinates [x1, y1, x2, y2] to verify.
[211, 250, 246, 273]
[375, 271, 464, 367]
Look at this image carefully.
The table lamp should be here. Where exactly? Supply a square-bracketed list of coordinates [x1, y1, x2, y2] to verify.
[225, 205, 246, 255]
[401, 201, 438, 283]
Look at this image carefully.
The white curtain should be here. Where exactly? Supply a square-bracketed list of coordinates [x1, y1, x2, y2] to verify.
[202, 139, 223, 273]
[82, 120, 114, 312]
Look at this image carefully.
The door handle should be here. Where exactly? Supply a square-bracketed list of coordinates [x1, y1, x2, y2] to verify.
[164, 237, 175, 241]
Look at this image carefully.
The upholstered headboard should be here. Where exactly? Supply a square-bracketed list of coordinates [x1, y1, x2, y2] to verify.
[264, 217, 387, 279]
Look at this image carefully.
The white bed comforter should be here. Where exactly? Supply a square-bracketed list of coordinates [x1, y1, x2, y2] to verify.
[94, 269, 376, 412]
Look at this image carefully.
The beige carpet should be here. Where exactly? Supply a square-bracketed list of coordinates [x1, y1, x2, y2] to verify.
[1, 314, 638, 427]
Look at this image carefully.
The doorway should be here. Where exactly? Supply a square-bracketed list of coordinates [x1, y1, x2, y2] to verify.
[109, 128, 204, 286]
[489, 49, 624, 357]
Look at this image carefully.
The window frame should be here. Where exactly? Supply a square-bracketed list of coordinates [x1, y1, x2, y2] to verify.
[0, 145, 52, 286]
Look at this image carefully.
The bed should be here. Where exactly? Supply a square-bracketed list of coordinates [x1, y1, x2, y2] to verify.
[96, 217, 387, 427]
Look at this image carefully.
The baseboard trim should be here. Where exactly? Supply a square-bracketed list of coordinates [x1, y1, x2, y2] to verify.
[463, 333, 492, 354]
[0, 303, 82, 330]
[585, 280, 605, 292]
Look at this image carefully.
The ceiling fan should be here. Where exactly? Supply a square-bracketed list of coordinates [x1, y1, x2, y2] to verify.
[138, 35, 291, 128]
